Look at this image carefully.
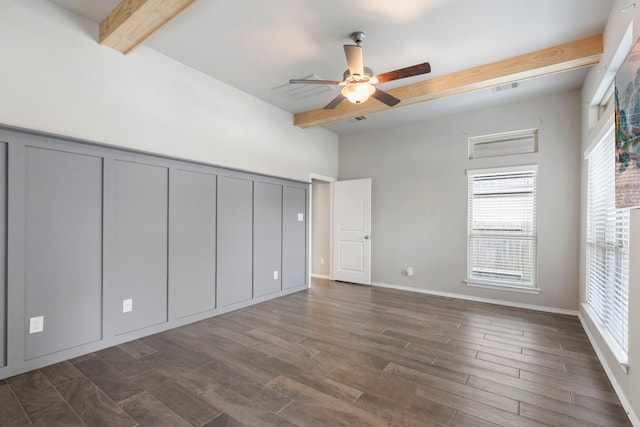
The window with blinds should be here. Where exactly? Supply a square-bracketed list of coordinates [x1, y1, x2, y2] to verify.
[586, 128, 629, 357]
[466, 166, 538, 290]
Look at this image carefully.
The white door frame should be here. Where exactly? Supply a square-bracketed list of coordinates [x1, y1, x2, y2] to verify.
[308, 173, 336, 286]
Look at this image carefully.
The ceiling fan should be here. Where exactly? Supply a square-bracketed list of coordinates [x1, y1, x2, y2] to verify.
[289, 31, 431, 110]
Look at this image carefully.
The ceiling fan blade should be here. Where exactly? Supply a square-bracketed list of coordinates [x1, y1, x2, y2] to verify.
[374, 62, 431, 84]
[289, 79, 342, 85]
[371, 88, 401, 107]
[344, 45, 364, 77]
[324, 94, 346, 109]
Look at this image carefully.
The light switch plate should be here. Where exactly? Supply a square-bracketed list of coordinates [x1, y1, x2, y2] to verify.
[29, 316, 44, 334]
[123, 298, 133, 313]
[297, 213, 304, 221]
[273, 270, 278, 280]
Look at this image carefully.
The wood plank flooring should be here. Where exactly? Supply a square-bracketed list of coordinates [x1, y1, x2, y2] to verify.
[0, 279, 632, 426]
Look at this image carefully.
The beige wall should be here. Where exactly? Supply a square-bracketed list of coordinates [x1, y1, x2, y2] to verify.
[339, 90, 582, 312]
[312, 181, 331, 277]
[0, 1, 338, 183]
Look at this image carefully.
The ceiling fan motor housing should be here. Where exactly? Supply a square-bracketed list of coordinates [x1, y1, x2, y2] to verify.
[343, 67, 374, 81]
[350, 31, 366, 45]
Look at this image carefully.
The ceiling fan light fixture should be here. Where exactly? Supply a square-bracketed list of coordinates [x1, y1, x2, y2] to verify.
[341, 82, 375, 104]
[289, 31, 431, 110]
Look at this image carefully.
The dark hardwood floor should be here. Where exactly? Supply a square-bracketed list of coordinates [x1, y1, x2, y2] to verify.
[0, 279, 632, 426]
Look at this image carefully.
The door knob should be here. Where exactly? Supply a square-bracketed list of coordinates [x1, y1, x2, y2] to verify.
[364, 235, 371, 239]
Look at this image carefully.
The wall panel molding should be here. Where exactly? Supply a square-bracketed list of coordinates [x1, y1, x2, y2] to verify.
[170, 168, 217, 319]
[0, 142, 6, 368]
[24, 147, 103, 359]
[0, 126, 309, 380]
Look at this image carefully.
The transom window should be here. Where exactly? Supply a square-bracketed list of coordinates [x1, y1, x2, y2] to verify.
[466, 165, 538, 292]
[468, 129, 538, 159]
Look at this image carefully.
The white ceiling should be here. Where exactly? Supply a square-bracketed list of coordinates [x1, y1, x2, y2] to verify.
[49, 0, 613, 135]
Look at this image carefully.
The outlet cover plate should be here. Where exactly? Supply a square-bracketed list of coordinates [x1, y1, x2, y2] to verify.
[123, 298, 133, 313]
[29, 316, 44, 334]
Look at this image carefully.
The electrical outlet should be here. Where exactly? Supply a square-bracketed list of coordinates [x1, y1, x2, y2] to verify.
[273, 270, 278, 280]
[29, 316, 44, 334]
[123, 298, 133, 313]
[297, 213, 304, 222]
[320, 258, 325, 265]
[406, 267, 414, 277]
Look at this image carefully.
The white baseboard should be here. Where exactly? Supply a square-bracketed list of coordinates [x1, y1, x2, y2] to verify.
[578, 312, 639, 426]
[311, 274, 331, 279]
[372, 281, 579, 316]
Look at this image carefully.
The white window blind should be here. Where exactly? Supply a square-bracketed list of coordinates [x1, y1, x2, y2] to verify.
[467, 166, 537, 289]
[586, 129, 629, 355]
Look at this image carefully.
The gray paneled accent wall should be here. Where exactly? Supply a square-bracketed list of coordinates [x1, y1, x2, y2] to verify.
[24, 147, 103, 360]
[0, 127, 309, 380]
[254, 181, 283, 298]
[112, 160, 169, 335]
[170, 169, 217, 319]
[283, 186, 308, 289]
[0, 142, 6, 368]
[217, 176, 254, 307]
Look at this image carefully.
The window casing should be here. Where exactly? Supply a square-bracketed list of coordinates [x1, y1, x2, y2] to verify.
[466, 165, 538, 292]
[586, 127, 629, 359]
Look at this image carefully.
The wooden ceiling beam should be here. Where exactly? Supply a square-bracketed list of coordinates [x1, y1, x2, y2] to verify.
[100, 0, 197, 54]
[293, 34, 603, 129]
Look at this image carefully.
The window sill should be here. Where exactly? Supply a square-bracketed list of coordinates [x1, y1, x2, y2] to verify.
[582, 303, 629, 373]
[465, 279, 542, 294]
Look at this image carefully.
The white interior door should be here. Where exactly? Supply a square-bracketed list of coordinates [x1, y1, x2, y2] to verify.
[332, 178, 371, 285]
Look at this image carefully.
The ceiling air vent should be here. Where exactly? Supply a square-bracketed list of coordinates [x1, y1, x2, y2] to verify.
[273, 75, 336, 101]
[492, 82, 519, 93]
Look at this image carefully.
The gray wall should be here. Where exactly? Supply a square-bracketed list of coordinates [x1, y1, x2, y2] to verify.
[312, 181, 330, 277]
[170, 169, 217, 319]
[0, 142, 6, 367]
[25, 147, 103, 359]
[112, 160, 169, 335]
[283, 186, 308, 290]
[253, 181, 283, 298]
[339, 90, 581, 311]
[0, 127, 309, 380]
[217, 176, 255, 307]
